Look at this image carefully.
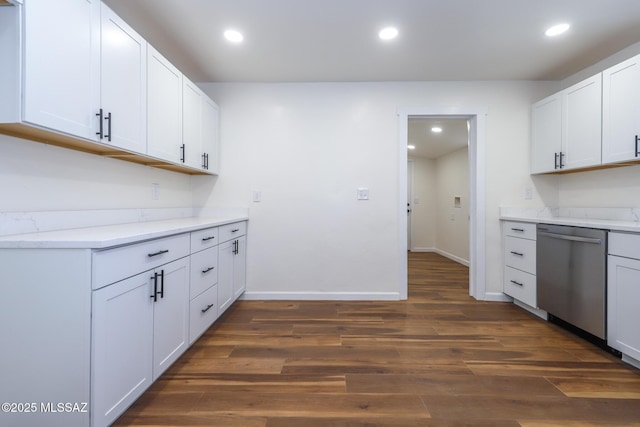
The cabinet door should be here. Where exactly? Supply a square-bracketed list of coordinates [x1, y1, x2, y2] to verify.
[147, 45, 182, 163]
[23, 0, 101, 140]
[608, 255, 640, 361]
[100, 3, 147, 153]
[233, 236, 247, 299]
[218, 239, 235, 314]
[562, 74, 602, 170]
[182, 76, 204, 168]
[152, 257, 190, 379]
[202, 96, 220, 173]
[531, 93, 562, 174]
[92, 272, 153, 427]
[602, 54, 640, 164]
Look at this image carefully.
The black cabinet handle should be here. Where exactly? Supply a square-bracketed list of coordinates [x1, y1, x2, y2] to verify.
[150, 272, 159, 302]
[148, 249, 169, 257]
[636, 135, 639, 157]
[202, 152, 208, 169]
[231, 229, 240, 233]
[554, 152, 559, 169]
[202, 236, 215, 241]
[510, 280, 524, 287]
[233, 239, 239, 255]
[202, 266, 215, 274]
[510, 251, 524, 257]
[201, 304, 214, 313]
[104, 111, 112, 142]
[180, 144, 185, 163]
[559, 152, 565, 169]
[511, 228, 525, 232]
[96, 109, 104, 139]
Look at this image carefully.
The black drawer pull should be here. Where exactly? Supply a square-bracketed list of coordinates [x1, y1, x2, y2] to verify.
[201, 304, 214, 313]
[148, 249, 169, 257]
[202, 266, 215, 274]
[231, 228, 240, 233]
[510, 280, 524, 287]
[202, 236, 216, 241]
[510, 251, 524, 257]
[511, 228, 525, 232]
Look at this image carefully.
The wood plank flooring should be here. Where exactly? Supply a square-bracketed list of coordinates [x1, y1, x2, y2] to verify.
[114, 252, 640, 426]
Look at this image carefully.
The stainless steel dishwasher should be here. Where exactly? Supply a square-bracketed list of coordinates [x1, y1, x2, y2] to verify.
[536, 224, 607, 340]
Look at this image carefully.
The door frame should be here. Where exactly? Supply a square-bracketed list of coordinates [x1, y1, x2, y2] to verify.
[397, 106, 487, 300]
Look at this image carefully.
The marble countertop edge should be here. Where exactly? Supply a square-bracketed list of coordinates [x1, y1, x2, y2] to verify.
[0, 215, 249, 249]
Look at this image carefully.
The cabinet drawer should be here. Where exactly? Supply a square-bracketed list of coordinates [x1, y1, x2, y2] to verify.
[190, 246, 218, 298]
[219, 221, 247, 243]
[504, 266, 537, 308]
[503, 221, 536, 240]
[92, 234, 190, 290]
[190, 227, 219, 253]
[609, 232, 640, 260]
[504, 236, 536, 274]
[189, 284, 218, 345]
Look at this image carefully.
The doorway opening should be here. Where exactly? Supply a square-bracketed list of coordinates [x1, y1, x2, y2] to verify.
[397, 107, 487, 301]
[407, 117, 469, 266]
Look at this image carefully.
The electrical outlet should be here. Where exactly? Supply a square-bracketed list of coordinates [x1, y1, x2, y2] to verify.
[151, 183, 160, 200]
[252, 190, 262, 202]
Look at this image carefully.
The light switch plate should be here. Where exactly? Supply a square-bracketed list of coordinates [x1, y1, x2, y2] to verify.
[357, 187, 369, 200]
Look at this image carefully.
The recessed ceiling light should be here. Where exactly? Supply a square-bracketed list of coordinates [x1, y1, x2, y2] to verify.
[407, 145, 416, 150]
[431, 126, 442, 133]
[379, 27, 398, 40]
[224, 29, 244, 43]
[545, 23, 570, 37]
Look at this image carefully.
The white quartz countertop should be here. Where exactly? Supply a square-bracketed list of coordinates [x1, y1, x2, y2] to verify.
[499, 207, 640, 233]
[0, 215, 249, 249]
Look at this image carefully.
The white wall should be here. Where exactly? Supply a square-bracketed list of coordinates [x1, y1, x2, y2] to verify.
[0, 133, 193, 212]
[435, 147, 469, 263]
[196, 81, 556, 299]
[408, 157, 436, 251]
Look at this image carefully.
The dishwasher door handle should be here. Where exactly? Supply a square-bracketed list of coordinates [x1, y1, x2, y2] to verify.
[538, 231, 602, 244]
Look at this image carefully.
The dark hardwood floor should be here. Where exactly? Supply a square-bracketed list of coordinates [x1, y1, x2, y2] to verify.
[114, 252, 640, 426]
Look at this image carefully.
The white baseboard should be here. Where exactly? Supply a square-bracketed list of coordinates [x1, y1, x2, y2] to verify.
[483, 292, 513, 302]
[621, 354, 640, 370]
[513, 299, 548, 320]
[410, 247, 469, 267]
[241, 291, 401, 301]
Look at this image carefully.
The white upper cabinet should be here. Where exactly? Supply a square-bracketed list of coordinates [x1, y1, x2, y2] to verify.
[602, 54, 640, 164]
[147, 45, 183, 163]
[531, 74, 602, 174]
[562, 74, 602, 170]
[182, 76, 220, 172]
[22, 0, 101, 140]
[99, 3, 147, 153]
[202, 96, 220, 174]
[531, 93, 562, 174]
[182, 77, 205, 169]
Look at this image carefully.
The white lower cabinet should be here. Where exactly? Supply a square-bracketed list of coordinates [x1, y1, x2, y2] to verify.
[151, 258, 190, 378]
[608, 232, 640, 365]
[92, 257, 189, 427]
[218, 223, 247, 315]
[0, 219, 247, 427]
[502, 221, 537, 308]
[91, 272, 154, 427]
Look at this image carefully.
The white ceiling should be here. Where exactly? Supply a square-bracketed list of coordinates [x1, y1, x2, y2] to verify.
[103, 0, 640, 83]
